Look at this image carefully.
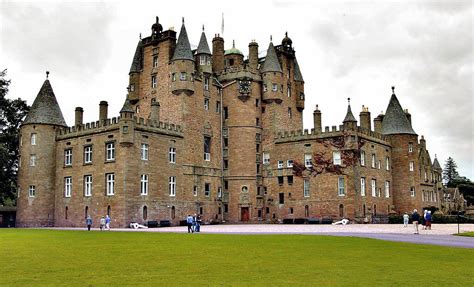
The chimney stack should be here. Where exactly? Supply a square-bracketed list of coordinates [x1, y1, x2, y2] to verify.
[149, 100, 160, 122]
[404, 109, 412, 125]
[99, 101, 108, 122]
[313, 105, 322, 133]
[212, 34, 224, 73]
[75, 107, 83, 126]
[248, 40, 259, 70]
[374, 113, 384, 134]
[359, 105, 371, 131]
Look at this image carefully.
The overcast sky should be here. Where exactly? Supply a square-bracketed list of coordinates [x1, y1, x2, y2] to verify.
[1, 0, 472, 178]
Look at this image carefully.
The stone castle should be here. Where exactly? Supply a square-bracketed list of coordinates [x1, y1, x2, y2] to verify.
[16, 17, 444, 227]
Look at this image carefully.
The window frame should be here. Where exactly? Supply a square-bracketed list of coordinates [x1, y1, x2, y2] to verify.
[338, 177, 345, 196]
[31, 133, 37, 145]
[287, 160, 293, 168]
[151, 75, 157, 88]
[106, 142, 115, 161]
[304, 154, 312, 168]
[140, 174, 149, 195]
[263, 152, 270, 165]
[333, 151, 342, 165]
[106, 173, 115, 196]
[277, 160, 284, 169]
[84, 146, 92, 164]
[141, 143, 149, 161]
[84, 175, 92, 197]
[385, 181, 390, 198]
[360, 177, 366, 196]
[64, 176, 72, 198]
[169, 176, 176, 196]
[28, 185, 36, 197]
[64, 149, 72, 166]
[360, 150, 366, 166]
[371, 179, 377, 197]
[168, 147, 176, 163]
[303, 178, 310, 197]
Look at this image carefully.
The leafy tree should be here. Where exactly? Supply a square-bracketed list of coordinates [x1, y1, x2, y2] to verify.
[443, 157, 459, 187]
[0, 69, 30, 206]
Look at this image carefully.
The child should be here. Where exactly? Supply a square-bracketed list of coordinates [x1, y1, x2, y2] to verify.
[403, 212, 409, 227]
[100, 216, 106, 231]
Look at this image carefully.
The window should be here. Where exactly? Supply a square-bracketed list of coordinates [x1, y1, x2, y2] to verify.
[129, 84, 135, 92]
[172, 73, 176, 82]
[409, 161, 414, 171]
[360, 151, 365, 166]
[180, 72, 186, 81]
[106, 173, 115, 195]
[151, 75, 157, 88]
[263, 84, 267, 92]
[408, 142, 413, 153]
[204, 98, 209, 111]
[281, 161, 291, 169]
[64, 149, 72, 166]
[106, 142, 115, 161]
[424, 171, 427, 181]
[385, 181, 390, 198]
[371, 179, 376, 197]
[153, 56, 158, 68]
[277, 160, 283, 169]
[200, 55, 206, 65]
[193, 186, 198, 196]
[263, 152, 270, 165]
[333, 151, 341, 165]
[278, 176, 284, 185]
[337, 177, 345, 196]
[299, 92, 304, 100]
[255, 99, 259, 107]
[289, 207, 294, 214]
[31, 133, 37, 145]
[272, 83, 278, 91]
[84, 146, 92, 164]
[304, 154, 312, 168]
[217, 187, 222, 198]
[216, 101, 221, 113]
[360, 177, 366, 196]
[140, 174, 148, 195]
[204, 76, 209, 90]
[256, 118, 260, 126]
[169, 176, 176, 196]
[288, 107, 292, 118]
[143, 206, 148, 220]
[30, 154, 37, 166]
[223, 106, 229, 119]
[287, 85, 291, 97]
[377, 160, 381, 169]
[169, 147, 176, 163]
[204, 136, 211, 161]
[385, 157, 390, 171]
[141, 143, 149, 160]
[304, 179, 310, 197]
[204, 183, 210, 197]
[371, 154, 376, 168]
[84, 175, 92, 197]
[28, 185, 36, 197]
[287, 176, 293, 185]
[279, 193, 284, 204]
[64, 177, 72, 198]
[136, 105, 140, 114]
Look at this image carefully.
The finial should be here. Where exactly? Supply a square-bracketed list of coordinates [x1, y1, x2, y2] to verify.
[139, 33, 142, 40]
[232, 40, 235, 48]
[270, 35, 273, 42]
[285, 31, 288, 37]
[391, 86, 395, 94]
[435, 154, 437, 158]
[182, 17, 184, 24]
[46, 71, 49, 79]
[347, 97, 351, 105]
[202, 24, 205, 32]
[315, 104, 319, 110]
[156, 16, 159, 23]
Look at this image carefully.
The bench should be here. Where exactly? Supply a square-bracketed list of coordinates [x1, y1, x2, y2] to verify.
[146, 220, 159, 228]
[159, 220, 171, 227]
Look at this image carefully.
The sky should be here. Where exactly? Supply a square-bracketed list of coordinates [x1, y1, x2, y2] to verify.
[0, 0, 472, 179]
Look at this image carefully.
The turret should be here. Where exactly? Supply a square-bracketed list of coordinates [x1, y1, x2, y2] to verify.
[128, 37, 143, 104]
[212, 34, 224, 73]
[17, 72, 67, 227]
[119, 95, 135, 145]
[224, 40, 244, 68]
[261, 39, 283, 103]
[313, 105, 322, 133]
[359, 105, 371, 131]
[343, 98, 357, 131]
[248, 40, 259, 70]
[374, 113, 384, 134]
[195, 26, 212, 74]
[75, 107, 83, 126]
[170, 18, 195, 96]
[294, 58, 305, 111]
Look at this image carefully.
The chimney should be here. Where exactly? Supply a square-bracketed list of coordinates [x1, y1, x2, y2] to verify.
[404, 109, 412, 125]
[359, 105, 371, 131]
[420, 135, 426, 148]
[212, 34, 224, 73]
[149, 100, 160, 122]
[99, 101, 108, 122]
[374, 113, 384, 134]
[248, 40, 259, 70]
[75, 107, 83, 126]
[313, 105, 322, 133]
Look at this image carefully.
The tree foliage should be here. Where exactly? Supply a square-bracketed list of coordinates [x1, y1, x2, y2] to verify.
[0, 69, 30, 206]
[443, 157, 459, 187]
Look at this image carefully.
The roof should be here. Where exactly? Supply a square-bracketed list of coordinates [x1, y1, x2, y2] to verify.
[381, 92, 417, 135]
[129, 39, 143, 74]
[261, 42, 282, 73]
[433, 157, 442, 170]
[196, 31, 211, 55]
[23, 79, 67, 127]
[343, 104, 357, 122]
[224, 40, 243, 56]
[293, 58, 304, 82]
[120, 97, 134, 113]
[172, 22, 194, 61]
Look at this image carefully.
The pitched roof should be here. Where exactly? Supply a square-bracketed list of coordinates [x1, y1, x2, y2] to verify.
[381, 92, 417, 135]
[23, 79, 67, 126]
[433, 157, 442, 170]
[172, 22, 194, 61]
[129, 39, 143, 74]
[343, 104, 357, 122]
[293, 58, 304, 82]
[196, 31, 211, 55]
[120, 97, 134, 113]
[261, 42, 282, 73]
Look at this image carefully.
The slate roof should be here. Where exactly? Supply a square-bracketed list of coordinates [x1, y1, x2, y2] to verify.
[23, 79, 67, 127]
[120, 97, 134, 113]
[433, 157, 442, 170]
[381, 92, 417, 135]
[343, 104, 357, 122]
[261, 42, 282, 73]
[196, 31, 211, 55]
[172, 22, 194, 61]
[129, 39, 143, 74]
[293, 58, 304, 82]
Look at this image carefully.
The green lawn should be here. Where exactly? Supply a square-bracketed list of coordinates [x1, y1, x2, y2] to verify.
[1, 229, 473, 286]
[456, 231, 474, 237]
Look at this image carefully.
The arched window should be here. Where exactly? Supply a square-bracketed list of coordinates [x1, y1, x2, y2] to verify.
[339, 204, 344, 218]
[143, 206, 147, 221]
[85, 206, 89, 218]
[65, 206, 68, 220]
[304, 205, 309, 217]
[363, 204, 366, 217]
[171, 206, 176, 219]
[373, 204, 377, 216]
[107, 205, 111, 216]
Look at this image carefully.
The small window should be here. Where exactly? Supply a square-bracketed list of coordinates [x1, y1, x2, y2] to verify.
[223, 107, 229, 119]
[385, 157, 390, 171]
[279, 193, 284, 204]
[272, 83, 278, 91]
[153, 56, 158, 68]
[304, 154, 312, 168]
[377, 160, 381, 169]
[299, 92, 304, 100]
[64, 177, 72, 198]
[255, 99, 259, 107]
[216, 101, 221, 113]
[31, 133, 37, 145]
[141, 143, 149, 160]
[106, 173, 115, 196]
[256, 118, 260, 126]
[204, 98, 209, 111]
[287, 160, 293, 167]
[143, 206, 148, 220]
[409, 161, 414, 171]
[303, 179, 309, 197]
[287, 85, 291, 97]
[288, 107, 292, 118]
[106, 142, 115, 161]
[193, 186, 198, 196]
[371, 154, 376, 168]
[204, 183, 210, 197]
[204, 76, 209, 91]
[84, 175, 92, 197]
[263, 84, 267, 92]
[217, 187, 222, 198]
[172, 73, 176, 82]
[360, 177, 366, 196]
[200, 55, 206, 65]
[333, 151, 341, 165]
[129, 84, 135, 92]
[151, 75, 157, 88]
[360, 151, 365, 166]
[263, 152, 270, 165]
[371, 179, 377, 197]
[171, 206, 176, 219]
[289, 207, 294, 214]
[204, 136, 211, 161]
[338, 177, 345, 196]
[64, 149, 72, 166]
[169, 176, 176, 196]
[30, 154, 37, 166]
[140, 174, 149, 195]
[169, 147, 176, 163]
[385, 181, 390, 198]
[84, 146, 92, 164]
[408, 142, 413, 153]
[278, 176, 284, 185]
[28, 185, 36, 197]
[287, 176, 293, 185]
[277, 160, 283, 169]
[180, 72, 186, 81]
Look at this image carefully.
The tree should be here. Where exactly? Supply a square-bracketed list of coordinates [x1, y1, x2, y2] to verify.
[0, 69, 30, 206]
[443, 157, 459, 187]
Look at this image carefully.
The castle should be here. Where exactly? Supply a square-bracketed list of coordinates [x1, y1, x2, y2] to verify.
[16, 17, 444, 227]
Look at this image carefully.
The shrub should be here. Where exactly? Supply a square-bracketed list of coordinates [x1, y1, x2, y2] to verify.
[388, 215, 403, 224]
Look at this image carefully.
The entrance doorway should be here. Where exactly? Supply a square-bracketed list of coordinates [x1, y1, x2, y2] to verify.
[241, 207, 250, 221]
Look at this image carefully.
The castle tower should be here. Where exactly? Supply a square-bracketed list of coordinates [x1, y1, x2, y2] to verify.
[342, 98, 357, 131]
[119, 96, 135, 145]
[16, 72, 67, 227]
[381, 86, 419, 214]
[224, 40, 244, 68]
[170, 18, 195, 96]
[195, 26, 212, 74]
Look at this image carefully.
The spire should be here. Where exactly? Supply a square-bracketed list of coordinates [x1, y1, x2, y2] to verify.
[433, 155, 442, 170]
[261, 41, 282, 73]
[120, 94, 134, 114]
[196, 27, 211, 55]
[172, 19, 194, 61]
[129, 38, 143, 74]
[293, 58, 304, 82]
[381, 86, 417, 135]
[23, 75, 67, 127]
[343, 98, 357, 122]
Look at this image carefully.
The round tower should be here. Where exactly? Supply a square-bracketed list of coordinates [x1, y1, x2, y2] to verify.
[170, 18, 195, 96]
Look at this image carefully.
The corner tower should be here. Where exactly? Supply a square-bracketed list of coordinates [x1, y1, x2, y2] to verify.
[170, 18, 195, 96]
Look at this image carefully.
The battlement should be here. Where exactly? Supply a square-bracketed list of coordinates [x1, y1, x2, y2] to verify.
[218, 65, 261, 82]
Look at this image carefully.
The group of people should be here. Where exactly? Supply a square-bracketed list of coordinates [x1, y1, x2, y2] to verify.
[405, 209, 432, 234]
[186, 214, 202, 233]
[85, 215, 111, 231]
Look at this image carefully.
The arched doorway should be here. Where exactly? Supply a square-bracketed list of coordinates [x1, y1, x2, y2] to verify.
[143, 206, 147, 221]
[363, 204, 366, 217]
[304, 205, 309, 217]
[85, 206, 89, 219]
[65, 206, 68, 220]
[171, 206, 176, 219]
[373, 204, 377, 216]
[107, 205, 111, 217]
[339, 204, 344, 218]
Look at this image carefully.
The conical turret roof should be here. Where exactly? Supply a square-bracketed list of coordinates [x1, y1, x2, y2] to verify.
[129, 39, 143, 74]
[196, 29, 211, 55]
[343, 102, 357, 123]
[433, 157, 442, 170]
[261, 42, 282, 73]
[120, 96, 134, 113]
[293, 58, 304, 82]
[23, 77, 67, 126]
[172, 20, 194, 61]
[381, 88, 417, 135]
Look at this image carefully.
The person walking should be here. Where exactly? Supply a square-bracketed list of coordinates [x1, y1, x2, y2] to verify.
[192, 214, 197, 232]
[425, 210, 432, 230]
[403, 212, 409, 227]
[422, 210, 427, 230]
[105, 215, 111, 231]
[412, 209, 420, 234]
[100, 216, 106, 231]
[195, 215, 201, 233]
[186, 214, 194, 233]
[86, 215, 93, 231]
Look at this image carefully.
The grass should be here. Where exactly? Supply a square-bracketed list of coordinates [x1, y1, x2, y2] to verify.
[456, 231, 474, 237]
[0, 229, 473, 286]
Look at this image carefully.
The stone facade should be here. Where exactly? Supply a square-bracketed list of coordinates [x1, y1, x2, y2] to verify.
[16, 17, 443, 227]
